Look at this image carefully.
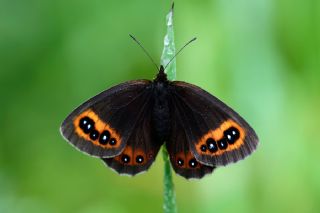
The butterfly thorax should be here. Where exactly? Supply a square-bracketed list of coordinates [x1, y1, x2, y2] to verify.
[152, 70, 171, 142]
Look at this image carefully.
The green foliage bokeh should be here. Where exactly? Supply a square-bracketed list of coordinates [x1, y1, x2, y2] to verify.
[0, 0, 319, 213]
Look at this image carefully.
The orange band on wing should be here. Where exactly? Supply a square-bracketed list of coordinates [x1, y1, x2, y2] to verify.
[73, 109, 121, 149]
[195, 119, 246, 156]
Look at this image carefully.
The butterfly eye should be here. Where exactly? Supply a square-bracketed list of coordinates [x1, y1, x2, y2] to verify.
[89, 130, 100, 140]
[206, 138, 218, 153]
[177, 158, 184, 167]
[121, 154, 130, 164]
[217, 139, 228, 150]
[188, 159, 198, 168]
[136, 155, 144, 164]
[79, 117, 94, 134]
[224, 127, 240, 144]
[99, 130, 111, 145]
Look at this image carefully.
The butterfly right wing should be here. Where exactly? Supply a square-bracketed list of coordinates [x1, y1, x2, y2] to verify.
[169, 81, 258, 167]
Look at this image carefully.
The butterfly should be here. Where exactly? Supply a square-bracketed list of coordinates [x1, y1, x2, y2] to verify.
[60, 62, 259, 179]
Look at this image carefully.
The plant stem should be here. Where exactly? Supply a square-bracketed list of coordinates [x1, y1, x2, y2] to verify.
[162, 147, 176, 213]
[160, 3, 177, 213]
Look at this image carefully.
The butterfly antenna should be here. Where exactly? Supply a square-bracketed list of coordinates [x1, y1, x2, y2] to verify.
[129, 34, 160, 71]
[164, 37, 197, 70]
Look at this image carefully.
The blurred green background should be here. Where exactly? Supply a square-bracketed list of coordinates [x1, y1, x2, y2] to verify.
[0, 0, 319, 212]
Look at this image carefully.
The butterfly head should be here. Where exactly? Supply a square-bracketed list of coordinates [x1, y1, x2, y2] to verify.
[154, 65, 168, 82]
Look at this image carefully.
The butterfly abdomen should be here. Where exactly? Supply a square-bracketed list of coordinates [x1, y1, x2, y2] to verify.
[152, 81, 171, 142]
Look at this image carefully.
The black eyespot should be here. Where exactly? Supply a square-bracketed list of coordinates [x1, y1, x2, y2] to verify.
[136, 155, 144, 164]
[177, 158, 184, 167]
[206, 138, 218, 153]
[99, 130, 110, 145]
[121, 154, 130, 164]
[189, 159, 198, 168]
[224, 127, 240, 144]
[217, 139, 228, 150]
[200, 144, 207, 152]
[79, 116, 91, 129]
[109, 138, 117, 146]
[79, 117, 94, 134]
[89, 129, 100, 140]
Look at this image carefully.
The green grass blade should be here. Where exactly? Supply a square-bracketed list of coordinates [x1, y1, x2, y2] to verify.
[161, 4, 176, 81]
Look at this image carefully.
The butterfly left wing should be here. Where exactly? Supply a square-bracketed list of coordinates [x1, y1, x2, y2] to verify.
[101, 99, 162, 176]
[169, 81, 259, 167]
[60, 80, 153, 158]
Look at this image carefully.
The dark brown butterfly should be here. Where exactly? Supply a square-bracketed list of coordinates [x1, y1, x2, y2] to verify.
[60, 64, 259, 179]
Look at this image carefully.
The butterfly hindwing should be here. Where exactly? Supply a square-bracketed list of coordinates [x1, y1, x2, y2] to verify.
[60, 80, 153, 158]
[101, 97, 162, 176]
[166, 97, 215, 179]
[170, 81, 259, 166]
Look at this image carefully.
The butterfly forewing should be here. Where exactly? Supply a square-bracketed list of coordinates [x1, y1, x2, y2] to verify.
[170, 81, 259, 166]
[60, 80, 152, 158]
